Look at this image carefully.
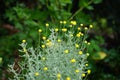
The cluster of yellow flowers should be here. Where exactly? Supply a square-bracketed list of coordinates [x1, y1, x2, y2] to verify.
[21, 21, 93, 79]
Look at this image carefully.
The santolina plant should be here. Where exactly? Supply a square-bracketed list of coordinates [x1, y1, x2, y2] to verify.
[8, 21, 93, 80]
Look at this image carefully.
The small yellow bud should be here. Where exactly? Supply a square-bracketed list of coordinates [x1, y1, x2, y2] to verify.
[35, 72, 39, 76]
[89, 24, 93, 28]
[87, 42, 91, 45]
[45, 23, 49, 27]
[82, 73, 85, 77]
[55, 28, 59, 32]
[41, 45, 45, 48]
[70, 34, 73, 37]
[84, 27, 88, 30]
[78, 27, 81, 30]
[75, 69, 79, 73]
[76, 33, 81, 37]
[38, 29, 42, 33]
[86, 53, 90, 56]
[80, 24, 83, 26]
[60, 21, 63, 24]
[87, 69, 91, 74]
[78, 51, 83, 55]
[57, 73, 61, 78]
[57, 39, 61, 43]
[64, 50, 69, 54]
[84, 40, 87, 44]
[86, 64, 88, 66]
[71, 21, 76, 25]
[66, 77, 71, 80]
[42, 36, 46, 40]
[43, 67, 48, 71]
[42, 57, 46, 60]
[23, 48, 27, 53]
[70, 59, 76, 63]
[69, 25, 73, 28]
[63, 21, 67, 24]
[75, 44, 79, 48]
[62, 28, 67, 32]
[22, 40, 26, 43]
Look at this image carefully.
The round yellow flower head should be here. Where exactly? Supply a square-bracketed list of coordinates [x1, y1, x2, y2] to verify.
[41, 45, 45, 48]
[84, 27, 88, 30]
[60, 21, 63, 24]
[43, 67, 48, 71]
[69, 25, 73, 28]
[63, 21, 67, 24]
[62, 28, 67, 32]
[55, 28, 59, 32]
[75, 44, 79, 48]
[84, 40, 87, 44]
[42, 57, 46, 60]
[76, 33, 81, 37]
[71, 21, 77, 25]
[64, 50, 69, 54]
[66, 77, 71, 80]
[87, 69, 91, 74]
[89, 24, 93, 28]
[46, 41, 52, 46]
[35, 72, 39, 76]
[86, 53, 90, 56]
[78, 51, 83, 55]
[57, 73, 61, 78]
[70, 59, 76, 63]
[87, 42, 91, 45]
[85, 63, 88, 66]
[82, 73, 85, 77]
[42, 36, 46, 40]
[75, 69, 79, 73]
[45, 23, 49, 27]
[22, 40, 26, 43]
[78, 27, 81, 30]
[38, 29, 42, 33]
[57, 39, 61, 43]
[80, 24, 83, 26]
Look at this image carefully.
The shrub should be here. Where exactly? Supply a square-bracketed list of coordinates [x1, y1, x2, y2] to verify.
[8, 21, 92, 80]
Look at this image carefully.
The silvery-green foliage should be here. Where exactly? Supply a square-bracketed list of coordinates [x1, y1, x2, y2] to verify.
[8, 29, 89, 80]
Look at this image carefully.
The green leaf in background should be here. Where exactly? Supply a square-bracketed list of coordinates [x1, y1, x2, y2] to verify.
[93, 0, 102, 4]
[86, 5, 94, 10]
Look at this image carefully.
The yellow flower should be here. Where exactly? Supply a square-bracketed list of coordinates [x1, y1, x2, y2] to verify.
[85, 64, 88, 66]
[66, 77, 71, 80]
[75, 69, 79, 73]
[62, 28, 67, 32]
[84, 40, 87, 44]
[87, 42, 91, 45]
[86, 53, 90, 56]
[22, 40, 26, 43]
[78, 51, 83, 55]
[38, 29, 42, 33]
[82, 73, 85, 77]
[43, 67, 48, 71]
[35, 72, 39, 76]
[57, 39, 61, 43]
[42, 57, 46, 60]
[63, 21, 67, 24]
[57, 73, 61, 78]
[41, 45, 45, 48]
[87, 69, 91, 74]
[75, 44, 79, 48]
[71, 21, 77, 25]
[45, 23, 49, 27]
[42, 36, 46, 40]
[70, 59, 76, 63]
[84, 27, 88, 30]
[80, 24, 83, 26]
[47, 39, 50, 42]
[46, 41, 52, 46]
[55, 28, 59, 32]
[89, 24, 93, 28]
[64, 50, 69, 54]
[60, 21, 63, 24]
[78, 27, 81, 30]
[76, 33, 81, 37]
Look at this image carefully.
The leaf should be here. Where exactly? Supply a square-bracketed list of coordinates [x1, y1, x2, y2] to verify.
[93, 0, 102, 4]
[86, 5, 94, 10]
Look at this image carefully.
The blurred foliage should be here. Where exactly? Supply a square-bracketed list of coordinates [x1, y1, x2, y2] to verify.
[0, 0, 120, 80]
